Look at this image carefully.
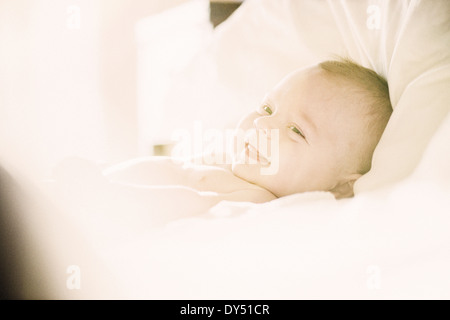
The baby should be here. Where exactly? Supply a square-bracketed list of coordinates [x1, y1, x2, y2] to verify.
[53, 58, 392, 223]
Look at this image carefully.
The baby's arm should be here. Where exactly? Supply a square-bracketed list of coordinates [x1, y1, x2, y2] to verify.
[50, 156, 275, 225]
[102, 156, 190, 186]
[106, 182, 219, 223]
[50, 159, 211, 222]
[55, 177, 273, 225]
[105, 180, 275, 223]
[102, 152, 233, 187]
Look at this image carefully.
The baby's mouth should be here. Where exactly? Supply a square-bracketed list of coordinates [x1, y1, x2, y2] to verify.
[245, 140, 271, 166]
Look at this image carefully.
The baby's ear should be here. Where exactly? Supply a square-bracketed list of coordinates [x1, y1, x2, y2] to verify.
[330, 174, 362, 199]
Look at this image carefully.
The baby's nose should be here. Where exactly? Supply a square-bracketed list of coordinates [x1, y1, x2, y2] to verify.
[253, 117, 274, 138]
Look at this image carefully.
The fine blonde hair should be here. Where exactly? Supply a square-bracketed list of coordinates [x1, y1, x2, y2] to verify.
[319, 57, 392, 174]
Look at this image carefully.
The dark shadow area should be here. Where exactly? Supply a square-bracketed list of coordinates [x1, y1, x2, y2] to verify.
[0, 166, 52, 299]
[210, 1, 242, 28]
[0, 166, 23, 299]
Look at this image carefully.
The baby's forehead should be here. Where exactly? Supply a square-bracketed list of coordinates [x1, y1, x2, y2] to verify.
[279, 66, 360, 106]
[276, 66, 341, 99]
[265, 65, 370, 125]
[290, 65, 357, 88]
[288, 68, 370, 129]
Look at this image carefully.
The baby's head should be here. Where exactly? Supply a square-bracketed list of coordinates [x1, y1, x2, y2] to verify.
[231, 58, 392, 199]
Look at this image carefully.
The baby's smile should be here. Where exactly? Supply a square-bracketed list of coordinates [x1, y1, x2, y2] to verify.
[244, 133, 272, 167]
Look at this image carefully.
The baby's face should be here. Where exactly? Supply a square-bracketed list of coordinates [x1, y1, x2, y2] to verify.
[231, 65, 366, 198]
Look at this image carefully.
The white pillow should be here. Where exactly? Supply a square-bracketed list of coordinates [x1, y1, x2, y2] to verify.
[411, 106, 450, 185]
[164, 0, 450, 192]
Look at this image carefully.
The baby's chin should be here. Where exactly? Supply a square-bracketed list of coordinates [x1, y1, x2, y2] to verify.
[231, 164, 314, 197]
[231, 161, 260, 184]
[230, 162, 278, 193]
